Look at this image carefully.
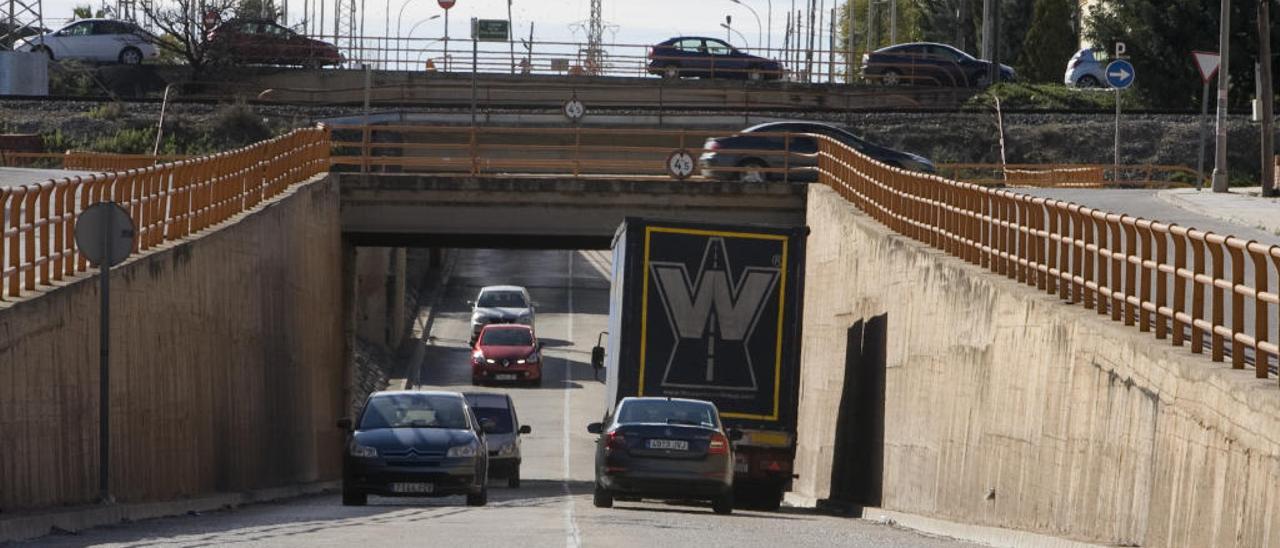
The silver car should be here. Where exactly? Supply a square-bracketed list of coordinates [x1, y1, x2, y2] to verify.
[17, 19, 159, 65]
[464, 392, 532, 487]
[1064, 47, 1110, 88]
[468, 285, 536, 344]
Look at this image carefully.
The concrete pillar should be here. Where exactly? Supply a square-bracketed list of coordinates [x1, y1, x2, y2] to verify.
[387, 247, 407, 349]
[342, 239, 358, 414]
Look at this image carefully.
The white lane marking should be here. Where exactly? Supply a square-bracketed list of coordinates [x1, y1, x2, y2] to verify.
[563, 250, 582, 548]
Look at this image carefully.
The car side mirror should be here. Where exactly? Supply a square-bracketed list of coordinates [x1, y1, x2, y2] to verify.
[519, 424, 532, 435]
[586, 422, 603, 434]
[336, 417, 352, 430]
[590, 346, 605, 370]
[728, 429, 744, 442]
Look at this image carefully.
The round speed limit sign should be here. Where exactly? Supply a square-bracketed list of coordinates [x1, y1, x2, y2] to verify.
[666, 149, 696, 179]
[563, 98, 586, 121]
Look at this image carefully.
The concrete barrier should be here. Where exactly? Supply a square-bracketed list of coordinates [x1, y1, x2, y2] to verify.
[0, 174, 344, 513]
[793, 184, 1280, 547]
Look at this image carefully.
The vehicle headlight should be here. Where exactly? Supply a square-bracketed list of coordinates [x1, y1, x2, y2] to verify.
[447, 443, 478, 458]
[498, 442, 518, 456]
[349, 443, 377, 458]
[517, 352, 539, 364]
[485, 358, 497, 364]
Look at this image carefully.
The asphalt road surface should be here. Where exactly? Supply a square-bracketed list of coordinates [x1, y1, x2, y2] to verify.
[19, 249, 976, 548]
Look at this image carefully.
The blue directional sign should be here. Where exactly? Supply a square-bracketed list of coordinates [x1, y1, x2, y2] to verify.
[1105, 59, 1136, 89]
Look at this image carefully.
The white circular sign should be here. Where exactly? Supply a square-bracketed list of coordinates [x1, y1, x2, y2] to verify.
[563, 99, 586, 121]
[75, 202, 136, 267]
[666, 150, 695, 179]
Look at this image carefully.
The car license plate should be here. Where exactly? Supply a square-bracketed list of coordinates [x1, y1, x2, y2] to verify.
[495, 374, 517, 381]
[390, 482, 434, 494]
[734, 454, 748, 473]
[646, 439, 689, 451]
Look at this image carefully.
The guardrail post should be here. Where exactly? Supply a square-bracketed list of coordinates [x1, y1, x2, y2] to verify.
[1249, 245, 1271, 377]
[1078, 208, 1095, 309]
[1135, 220, 1154, 332]
[1122, 217, 1138, 326]
[1190, 233, 1207, 354]
[1208, 237, 1225, 362]
[1228, 242, 1246, 369]
[1173, 227, 1189, 346]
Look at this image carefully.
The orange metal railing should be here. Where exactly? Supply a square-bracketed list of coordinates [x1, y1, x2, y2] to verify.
[941, 163, 1199, 189]
[0, 126, 330, 300]
[819, 137, 1280, 383]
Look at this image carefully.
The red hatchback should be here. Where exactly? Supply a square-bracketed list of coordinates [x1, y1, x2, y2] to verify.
[207, 19, 343, 68]
[472, 325, 543, 386]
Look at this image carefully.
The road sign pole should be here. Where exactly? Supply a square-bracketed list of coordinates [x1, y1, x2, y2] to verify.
[1115, 88, 1121, 184]
[98, 211, 113, 503]
[1197, 79, 1211, 190]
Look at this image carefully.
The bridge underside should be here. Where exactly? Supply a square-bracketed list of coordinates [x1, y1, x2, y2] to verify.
[339, 174, 808, 249]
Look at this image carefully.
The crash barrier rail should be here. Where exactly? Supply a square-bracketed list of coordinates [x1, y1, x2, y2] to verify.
[0, 151, 188, 170]
[819, 137, 1280, 382]
[328, 124, 811, 182]
[941, 163, 1200, 189]
[0, 127, 330, 300]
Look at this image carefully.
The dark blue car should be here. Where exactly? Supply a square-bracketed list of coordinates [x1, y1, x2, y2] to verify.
[861, 42, 1015, 87]
[647, 36, 782, 81]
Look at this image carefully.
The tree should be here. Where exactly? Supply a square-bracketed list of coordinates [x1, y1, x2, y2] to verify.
[1016, 0, 1078, 82]
[236, 0, 280, 21]
[72, 5, 109, 19]
[140, 0, 238, 74]
[1085, 0, 1274, 108]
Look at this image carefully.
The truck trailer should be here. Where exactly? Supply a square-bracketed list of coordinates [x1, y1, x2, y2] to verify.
[590, 217, 806, 509]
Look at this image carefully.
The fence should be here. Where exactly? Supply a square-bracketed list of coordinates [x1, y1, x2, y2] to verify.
[0, 127, 330, 300]
[1, 151, 189, 170]
[819, 138, 1280, 383]
[941, 163, 1199, 189]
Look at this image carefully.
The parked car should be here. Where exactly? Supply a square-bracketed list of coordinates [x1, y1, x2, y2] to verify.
[464, 392, 532, 487]
[207, 18, 342, 68]
[468, 285, 536, 344]
[1064, 47, 1110, 88]
[472, 324, 544, 386]
[861, 42, 1014, 87]
[647, 36, 783, 81]
[699, 121, 936, 183]
[16, 19, 158, 65]
[338, 390, 490, 506]
[588, 397, 740, 514]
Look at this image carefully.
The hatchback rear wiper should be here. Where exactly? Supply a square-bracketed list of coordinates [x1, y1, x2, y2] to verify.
[665, 419, 704, 426]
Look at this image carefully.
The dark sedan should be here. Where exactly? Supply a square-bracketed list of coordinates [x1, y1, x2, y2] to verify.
[699, 121, 936, 183]
[861, 42, 1014, 87]
[339, 391, 490, 506]
[589, 397, 739, 514]
[207, 18, 343, 68]
[648, 36, 782, 81]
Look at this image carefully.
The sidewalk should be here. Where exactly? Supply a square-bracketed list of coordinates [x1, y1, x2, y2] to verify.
[1157, 187, 1280, 240]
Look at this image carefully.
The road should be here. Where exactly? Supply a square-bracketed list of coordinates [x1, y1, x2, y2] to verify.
[18, 249, 976, 548]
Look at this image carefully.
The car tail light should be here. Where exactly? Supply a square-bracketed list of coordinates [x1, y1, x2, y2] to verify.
[705, 140, 721, 151]
[648, 47, 655, 59]
[606, 431, 627, 454]
[708, 433, 729, 455]
[1069, 58, 1080, 70]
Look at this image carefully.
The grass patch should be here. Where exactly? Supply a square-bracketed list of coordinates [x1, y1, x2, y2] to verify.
[965, 82, 1153, 111]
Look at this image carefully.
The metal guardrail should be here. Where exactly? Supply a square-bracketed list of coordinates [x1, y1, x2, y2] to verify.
[819, 138, 1280, 382]
[941, 163, 1200, 189]
[1, 151, 190, 170]
[0, 127, 330, 300]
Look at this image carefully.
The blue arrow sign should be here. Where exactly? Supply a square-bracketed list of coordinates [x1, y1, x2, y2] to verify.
[1105, 59, 1136, 89]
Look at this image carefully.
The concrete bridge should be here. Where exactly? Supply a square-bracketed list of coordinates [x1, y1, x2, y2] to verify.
[0, 127, 1278, 547]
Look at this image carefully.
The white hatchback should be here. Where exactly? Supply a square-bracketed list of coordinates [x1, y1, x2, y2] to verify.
[17, 19, 159, 65]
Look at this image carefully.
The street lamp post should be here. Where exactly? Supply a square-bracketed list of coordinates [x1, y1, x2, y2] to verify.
[395, 0, 417, 69]
[729, 0, 763, 51]
[720, 22, 748, 48]
[403, 13, 440, 67]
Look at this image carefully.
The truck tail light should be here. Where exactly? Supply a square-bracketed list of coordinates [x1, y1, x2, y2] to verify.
[708, 433, 729, 455]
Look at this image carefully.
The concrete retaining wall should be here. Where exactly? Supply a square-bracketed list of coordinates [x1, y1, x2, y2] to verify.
[793, 184, 1280, 547]
[0, 175, 344, 512]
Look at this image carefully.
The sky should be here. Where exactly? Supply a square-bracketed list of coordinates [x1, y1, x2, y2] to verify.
[40, 0, 842, 54]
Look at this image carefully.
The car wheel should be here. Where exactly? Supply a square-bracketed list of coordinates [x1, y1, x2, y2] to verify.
[341, 483, 367, 506]
[593, 484, 613, 508]
[118, 47, 143, 65]
[466, 485, 488, 506]
[1077, 74, 1101, 88]
[881, 68, 901, 86]
[737, 159, 768, 183]
[713, 491, 734, 515]
[663, 64, 680, 79]
[507, 466, 521, 488]
[32, 45, 53, 60]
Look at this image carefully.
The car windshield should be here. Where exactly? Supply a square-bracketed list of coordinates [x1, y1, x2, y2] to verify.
[358, 394, 469, 430]
[617, 400, 719, 428]
[481, 328, 533, 346]
[470, 406, 514, 434]
[478, 290, 527, 308]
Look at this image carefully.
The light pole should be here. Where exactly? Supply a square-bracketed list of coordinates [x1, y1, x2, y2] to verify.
[729, 0, 763, 51]
[507, 0, 515, 74]
[720, 22, 748, 48]
[403, 13, 440, 67]
[395, 0, 418, 69]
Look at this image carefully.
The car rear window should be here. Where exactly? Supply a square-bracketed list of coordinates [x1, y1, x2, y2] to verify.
[470, 406, 514, 434]
[477, 290, 526, 308]
[359, 394, 469, 430]
[617, 400, 719, 428]
[480, 328, 533, 346]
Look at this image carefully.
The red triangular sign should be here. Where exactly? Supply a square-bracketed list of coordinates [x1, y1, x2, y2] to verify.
[1193, 51, 1221, 83]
